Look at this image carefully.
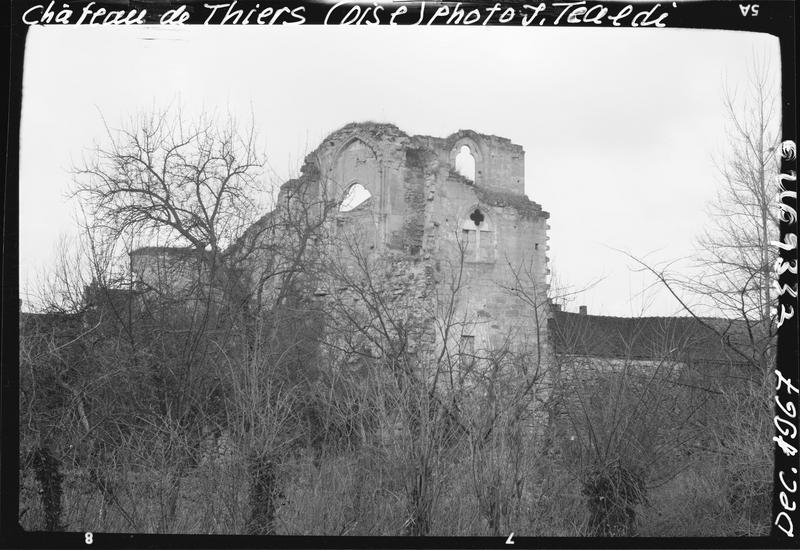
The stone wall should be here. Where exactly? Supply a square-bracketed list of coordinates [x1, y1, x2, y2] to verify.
[131, 247, 210, 289]
[247, 122, 556, 430]
[122, 121, 556, 443]
[126, 122, 552, 378]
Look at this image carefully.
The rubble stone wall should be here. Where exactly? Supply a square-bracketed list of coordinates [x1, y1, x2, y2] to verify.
[292, 123, 554, 420]
[129, 121, 555, 431]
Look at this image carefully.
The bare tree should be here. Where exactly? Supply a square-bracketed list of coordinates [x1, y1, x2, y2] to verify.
[71, 104, 269, 436]
[459, 255, 555, 536]
[702, 54, 781, 324]
[549, 315, 717, 536]
[22, 105, 277, 533]
[637, 55, 782, 376]
[315, 225, 477, 535]
[609, 55, 781, 533]
[19, 235, 147, 532]
[612, 56, 779, 528]
[74, 105, 265, 257]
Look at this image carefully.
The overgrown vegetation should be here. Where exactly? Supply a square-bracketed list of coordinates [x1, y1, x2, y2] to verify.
[18, 96, 775, 536]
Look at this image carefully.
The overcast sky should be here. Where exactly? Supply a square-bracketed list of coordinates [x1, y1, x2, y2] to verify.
[19, 25, 780, 315]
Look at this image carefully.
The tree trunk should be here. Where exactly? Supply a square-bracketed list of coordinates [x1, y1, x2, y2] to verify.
[30, 446, 64, 531]
[405, 462, 432, 536]
[246, 453, 278, 535]
[157, 469, 183, 533]
[583, 464, 645, 536]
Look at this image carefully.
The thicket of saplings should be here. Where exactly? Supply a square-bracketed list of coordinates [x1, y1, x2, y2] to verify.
[19, 284, 772, 537]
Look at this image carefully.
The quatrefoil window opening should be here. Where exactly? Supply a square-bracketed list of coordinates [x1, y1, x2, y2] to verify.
[462, 208, 493, 262]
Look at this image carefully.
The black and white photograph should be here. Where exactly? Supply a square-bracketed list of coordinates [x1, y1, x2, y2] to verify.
[6, 0, 798, 543]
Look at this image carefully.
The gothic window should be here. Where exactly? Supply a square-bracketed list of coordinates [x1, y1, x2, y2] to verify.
[339, 182, 371, 212]
[461, 208, 494, 262]
[455, 145, 476, 181]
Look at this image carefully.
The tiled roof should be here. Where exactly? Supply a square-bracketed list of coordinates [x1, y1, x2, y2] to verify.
[548, 311, 753, 365]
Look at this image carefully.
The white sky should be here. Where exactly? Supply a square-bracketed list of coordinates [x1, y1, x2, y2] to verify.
[19, 25, 781, 316]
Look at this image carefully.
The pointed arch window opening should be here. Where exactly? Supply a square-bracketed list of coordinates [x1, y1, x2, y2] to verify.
[339, 182, 372, 212]
[462, 208, 494, 262]
[455, 145, 476, 182]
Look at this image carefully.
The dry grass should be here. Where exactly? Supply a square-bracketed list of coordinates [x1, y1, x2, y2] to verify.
[638, 460, 771, 537]
[20, 449, 769, 536]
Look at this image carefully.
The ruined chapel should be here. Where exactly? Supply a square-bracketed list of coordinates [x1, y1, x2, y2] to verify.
[234, 121, 553, 365]
[128, 121, 751, 387]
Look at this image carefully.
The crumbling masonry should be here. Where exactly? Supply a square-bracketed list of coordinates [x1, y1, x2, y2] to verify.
[312, 122, 550, 354]
[132, 121, 554, 418]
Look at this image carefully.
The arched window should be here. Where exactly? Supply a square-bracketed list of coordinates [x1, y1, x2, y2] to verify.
[461, 208, 494, 262]
[339, 183, 372, 212]
[455, 145, 476, 181]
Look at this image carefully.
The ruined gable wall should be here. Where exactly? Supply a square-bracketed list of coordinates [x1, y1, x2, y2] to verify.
[240, 124, 552, 384]
[417, 130, 526, 195]
[264, 125, 442, 386]
[290, 124, 554, 364]
[311, 123, 416, 253]
[415, 132, 551, 362]
[415, 129, 555, 439]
